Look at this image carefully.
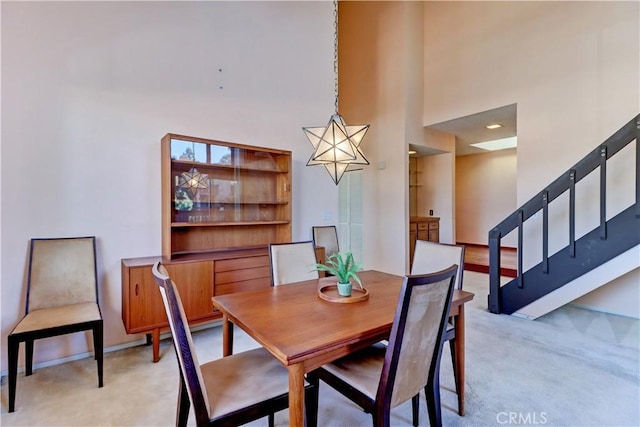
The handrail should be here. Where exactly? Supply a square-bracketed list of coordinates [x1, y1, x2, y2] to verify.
[489, 114, 640, 313]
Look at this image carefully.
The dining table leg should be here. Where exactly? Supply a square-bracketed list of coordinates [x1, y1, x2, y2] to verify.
[221, 315, 234, 357]
[454, 305, 466, 416]
[288, 363, 306, 427]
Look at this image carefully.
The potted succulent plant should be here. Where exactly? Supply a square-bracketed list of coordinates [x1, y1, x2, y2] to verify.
[315, 251, 363, 297]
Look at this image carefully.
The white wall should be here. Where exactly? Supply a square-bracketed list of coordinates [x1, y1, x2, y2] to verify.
[1, 1, 338, 372]
[341, 1, 425, 275]
[574, 268, 640, 318]
[456, 149, 517, 246]
[418, 153, 455, 244]
[423, 1, 639, 315]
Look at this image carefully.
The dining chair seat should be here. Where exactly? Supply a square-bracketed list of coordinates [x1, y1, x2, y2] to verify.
[200, 347, 291, 419]
[316, 342, 388, 399]
[11, 303, 101, 334]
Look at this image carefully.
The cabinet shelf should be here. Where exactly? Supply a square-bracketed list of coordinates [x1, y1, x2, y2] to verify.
[171, 159, 288, 174]
[171, 220, 291, 228]
[175, 200, 288, 207]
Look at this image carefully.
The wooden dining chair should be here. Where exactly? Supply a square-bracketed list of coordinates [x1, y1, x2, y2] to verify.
[7, 236, 103, 413]
[308, 265, 458, 427]
[152, 262, 318, 427]
[268, 241, 319, 286]
[312, 225, 340, 260]
[411, 240, 466, 416]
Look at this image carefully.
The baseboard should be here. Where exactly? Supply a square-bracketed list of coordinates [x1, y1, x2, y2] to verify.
[569, 302, 640, 320]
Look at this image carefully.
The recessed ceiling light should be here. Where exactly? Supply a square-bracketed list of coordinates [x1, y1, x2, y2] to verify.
[408, 150, 417, 155]
[471, 136, 517, 151]
[485, 123, 503, 130]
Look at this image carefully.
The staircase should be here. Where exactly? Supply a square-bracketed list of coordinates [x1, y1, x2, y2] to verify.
[488, 115, 640, 317]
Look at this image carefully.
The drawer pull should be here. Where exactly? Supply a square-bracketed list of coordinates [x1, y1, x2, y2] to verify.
[135, 283, 139, 296]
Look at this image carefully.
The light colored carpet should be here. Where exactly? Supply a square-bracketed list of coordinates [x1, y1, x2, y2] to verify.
[1, 271, 638, 426]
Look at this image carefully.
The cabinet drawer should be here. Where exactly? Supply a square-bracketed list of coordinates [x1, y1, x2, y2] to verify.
[215, 265, 271, 284]
[417, 222, 429, 231]
[215, 255, 270, 272]
[215, 277, 271, 296]
[429, 222, 438, 230]
[410, 222, 418, 232]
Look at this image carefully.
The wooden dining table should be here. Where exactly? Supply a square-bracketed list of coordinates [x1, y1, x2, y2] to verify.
[212, 270, 474, 427]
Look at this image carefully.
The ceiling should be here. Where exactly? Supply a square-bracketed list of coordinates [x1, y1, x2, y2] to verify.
[411, 103, 517, 157]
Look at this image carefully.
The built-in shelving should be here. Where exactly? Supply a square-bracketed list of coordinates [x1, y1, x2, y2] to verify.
[161, 133, 292, 259]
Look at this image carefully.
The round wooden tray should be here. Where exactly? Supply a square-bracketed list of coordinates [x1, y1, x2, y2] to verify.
[318, 284, 369, 303]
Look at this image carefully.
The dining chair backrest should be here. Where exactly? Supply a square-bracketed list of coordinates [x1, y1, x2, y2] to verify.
[380, 265, 457, 409]
[152, 262, 211, 423]
[312, 226, 340, 260]
[411, 240, 465, 290]
[268, 241, 319, 286]
[27, 237, 98, 312]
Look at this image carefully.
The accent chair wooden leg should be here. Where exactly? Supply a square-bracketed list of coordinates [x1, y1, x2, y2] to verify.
[8, 335, 19, 413]
[94, 321, 104, 387]
[25, 339, 34, 376]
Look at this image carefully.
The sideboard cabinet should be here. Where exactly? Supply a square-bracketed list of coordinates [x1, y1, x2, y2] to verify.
[409, 217, 440, 267]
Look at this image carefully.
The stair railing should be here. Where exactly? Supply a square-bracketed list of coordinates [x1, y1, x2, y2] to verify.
[488, 114, 640, 314]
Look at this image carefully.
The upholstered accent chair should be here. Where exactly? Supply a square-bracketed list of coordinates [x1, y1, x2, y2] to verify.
[312, 225, 340, 260]
[151, 262, 317, 427]
[411, 240, 466, 415]
[308, 265, 458, 427]
[7, 236, 103, 413]
[268, 241, 319, 286]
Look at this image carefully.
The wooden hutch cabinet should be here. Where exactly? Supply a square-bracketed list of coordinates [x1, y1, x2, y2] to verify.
[122, 134, 311, 362]
[409, 217, 440, 267]
[160, 134, 292, 258]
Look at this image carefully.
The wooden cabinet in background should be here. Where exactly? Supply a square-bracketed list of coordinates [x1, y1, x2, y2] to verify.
[409, 217, 440, 267]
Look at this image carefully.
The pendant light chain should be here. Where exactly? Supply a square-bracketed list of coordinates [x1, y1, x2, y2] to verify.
[333, 0, 339, 114]
[302, 0, 370, 185]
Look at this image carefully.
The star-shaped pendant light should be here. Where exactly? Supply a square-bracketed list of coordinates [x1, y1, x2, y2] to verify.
[303, 0, 370, 185]
[304, 114, 369, 184]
